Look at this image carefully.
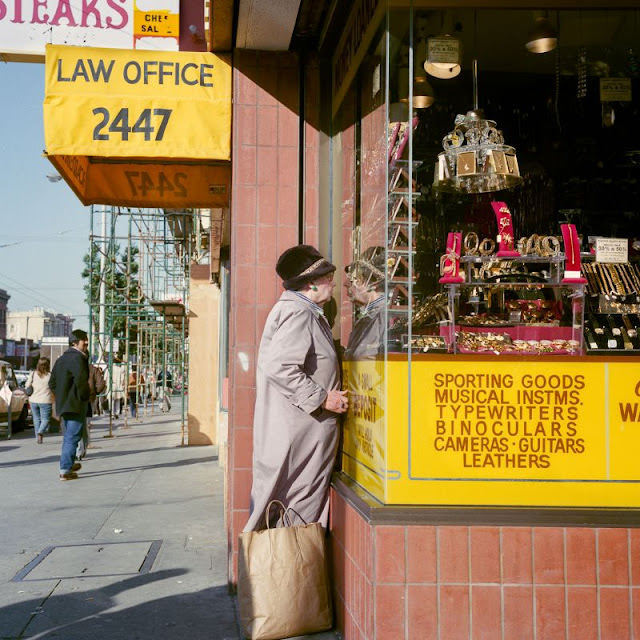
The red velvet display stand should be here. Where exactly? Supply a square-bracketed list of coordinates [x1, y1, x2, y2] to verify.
[439, 232, 464, 283]
[491, 201, 520, 257]
[560, 223, 588, 283]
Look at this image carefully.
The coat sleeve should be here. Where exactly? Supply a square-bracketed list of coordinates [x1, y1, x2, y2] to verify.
[48, 364, 57, 392]
[261, 308, 328, 413]
[75, 358, 91, 402]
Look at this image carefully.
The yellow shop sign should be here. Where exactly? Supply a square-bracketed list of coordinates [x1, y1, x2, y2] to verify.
[44, 44, 231, 160]
[342, 357, 640, 508]
[43, 44, 231, 207]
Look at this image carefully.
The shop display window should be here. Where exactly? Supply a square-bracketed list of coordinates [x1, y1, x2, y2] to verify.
[334, 3, 640, 507]
[335, 5, 640, 360]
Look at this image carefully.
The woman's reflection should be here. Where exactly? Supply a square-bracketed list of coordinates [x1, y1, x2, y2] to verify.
[344, 246, 387, 359]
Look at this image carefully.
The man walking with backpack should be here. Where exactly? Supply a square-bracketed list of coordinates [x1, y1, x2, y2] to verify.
[49, 330, 90, 481]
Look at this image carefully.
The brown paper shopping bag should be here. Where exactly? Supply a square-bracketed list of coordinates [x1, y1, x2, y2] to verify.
[237, 501, 332, 640]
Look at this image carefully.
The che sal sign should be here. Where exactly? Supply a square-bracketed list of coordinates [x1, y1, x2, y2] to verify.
[44, 44, 231, 160]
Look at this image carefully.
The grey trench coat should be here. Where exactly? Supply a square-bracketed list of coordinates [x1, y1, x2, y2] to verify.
[244, 290, 341, 531]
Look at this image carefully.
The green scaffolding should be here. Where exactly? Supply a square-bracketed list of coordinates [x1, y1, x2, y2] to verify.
[88, 206, 194, 441]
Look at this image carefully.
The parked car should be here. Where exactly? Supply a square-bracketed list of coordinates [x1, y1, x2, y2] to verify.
[14, 369, 30, 388]
[0, 360, 29, 433]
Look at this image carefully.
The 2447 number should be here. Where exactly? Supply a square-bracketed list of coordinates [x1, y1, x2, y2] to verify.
[92, 107, 172, 141]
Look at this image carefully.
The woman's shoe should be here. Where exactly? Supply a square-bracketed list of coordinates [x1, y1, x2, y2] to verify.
[37, 434, 43, 444]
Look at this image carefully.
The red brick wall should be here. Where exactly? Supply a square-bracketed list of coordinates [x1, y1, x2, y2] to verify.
[227, 50, 323, 582]
[331, 489, 640, 640]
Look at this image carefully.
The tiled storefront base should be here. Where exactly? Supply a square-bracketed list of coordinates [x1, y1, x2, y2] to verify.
[330, 476, 640, 640]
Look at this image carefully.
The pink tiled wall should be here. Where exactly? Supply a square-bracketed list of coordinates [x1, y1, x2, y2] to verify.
[228, 51, 323, 582]
[331, 489, 640, 640]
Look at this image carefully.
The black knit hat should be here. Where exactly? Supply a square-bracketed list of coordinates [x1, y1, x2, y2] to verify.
[276, 245, 336, 290]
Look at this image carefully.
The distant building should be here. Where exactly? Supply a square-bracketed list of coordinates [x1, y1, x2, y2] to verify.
[0, 289, 9, 358]
[40, 336, 71, 367]
[7, 307, 74, 343]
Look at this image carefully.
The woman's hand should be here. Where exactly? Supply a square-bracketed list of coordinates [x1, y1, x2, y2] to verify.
[323, 389, 349, 414]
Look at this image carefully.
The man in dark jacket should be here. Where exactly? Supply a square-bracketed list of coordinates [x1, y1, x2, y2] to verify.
[49, 329, 90, 480]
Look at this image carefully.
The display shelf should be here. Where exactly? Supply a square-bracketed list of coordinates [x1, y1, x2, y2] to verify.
[584, 311, 640, 355]
[386, 157, 422, 335]
[442, 259, 585, 354]
[460, 254, 565, 284]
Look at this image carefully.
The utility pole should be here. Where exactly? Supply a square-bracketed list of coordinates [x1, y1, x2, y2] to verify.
[22, 316, 29, 369]
[99, 206, 107, 362]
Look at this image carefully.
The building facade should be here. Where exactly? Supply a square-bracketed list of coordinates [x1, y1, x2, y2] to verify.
[7, 308, 74, 343]
[225, 2, 640, 638]
[0, 289, 9, 358]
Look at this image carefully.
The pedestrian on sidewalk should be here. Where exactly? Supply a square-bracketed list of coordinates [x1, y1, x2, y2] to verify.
[107, 356, 127, 420]
[244, 245, 348, 532]
[26, 357, 54, 444]
[49, 330, 90, 481]
[127, 366, 143, 418]
[88, 362, 106, 420]
[79, 362, 107, 459]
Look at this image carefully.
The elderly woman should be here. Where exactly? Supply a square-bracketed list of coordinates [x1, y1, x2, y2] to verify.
[244, 245, 348, 531]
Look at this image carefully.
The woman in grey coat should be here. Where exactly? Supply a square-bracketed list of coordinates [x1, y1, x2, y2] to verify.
[244, 245, 349, 531]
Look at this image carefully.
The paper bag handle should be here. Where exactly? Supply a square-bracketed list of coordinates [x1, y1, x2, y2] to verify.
[265, 500, 308, 528]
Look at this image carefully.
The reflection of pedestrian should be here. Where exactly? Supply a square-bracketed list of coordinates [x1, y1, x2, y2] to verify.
[344, 246, 387, 359]
[49, 330, 90, 481]
[27, 357, 54, 444]
[156, 369, 173, 396]
[244, 245, 348, 532]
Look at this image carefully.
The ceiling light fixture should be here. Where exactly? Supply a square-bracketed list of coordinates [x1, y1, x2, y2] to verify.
[399, 36, 435, 108]
[425, 33, 461, 79]
[525, 16, 557, 54]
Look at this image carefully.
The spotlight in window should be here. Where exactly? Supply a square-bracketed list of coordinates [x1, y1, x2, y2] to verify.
[525, 16, 557, 54]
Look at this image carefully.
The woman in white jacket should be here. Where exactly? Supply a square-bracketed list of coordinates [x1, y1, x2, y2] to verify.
[27, 357, 55, 444]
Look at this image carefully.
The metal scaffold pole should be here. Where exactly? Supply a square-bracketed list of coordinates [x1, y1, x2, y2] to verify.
[87, 206, 194, 442]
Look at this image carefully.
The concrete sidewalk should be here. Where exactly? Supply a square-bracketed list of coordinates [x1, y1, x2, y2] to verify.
[0, 405, 239, 639]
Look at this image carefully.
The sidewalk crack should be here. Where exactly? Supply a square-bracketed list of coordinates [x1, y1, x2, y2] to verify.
[17, 579, 61, 639]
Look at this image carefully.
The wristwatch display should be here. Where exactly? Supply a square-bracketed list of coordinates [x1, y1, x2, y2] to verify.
[583, 311, 640, 353]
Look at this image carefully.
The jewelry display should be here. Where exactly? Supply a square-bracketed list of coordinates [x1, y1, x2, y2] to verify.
[606, 314, 622, 338]
[517, 237, 528, 254]
[478, 238, 496, 256]
[583, 310, 640, 352]
[620, 327, 635, 350]
[405, 335, 448, 353]
[524, 234, 541, 256]
[560, 223, 587, 283]
[540, 236, 561, 257]
[463, 231, 479, 256]
[491, 201, 520, 257]
[456, 331, 580, 355]
[583, 263, 640, 309]
[584, 327, 599, 350]
[622, 314, 637, 337]
[439, 232, 464, 283]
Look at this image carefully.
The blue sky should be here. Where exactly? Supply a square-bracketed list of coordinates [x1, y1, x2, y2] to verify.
[0, 61, 91, 324]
